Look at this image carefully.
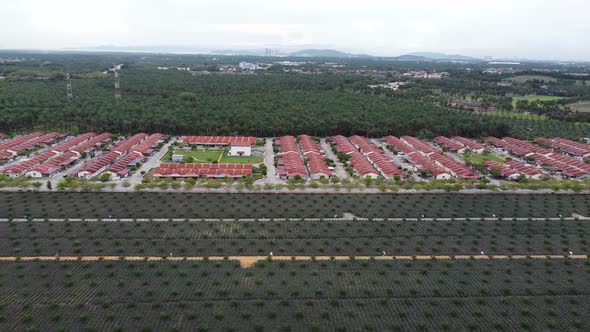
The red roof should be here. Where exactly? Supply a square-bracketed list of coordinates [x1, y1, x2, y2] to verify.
[350, 135, 403, 178]
[77, 133, 147, 177]
[180, 136, 256, 146]
[298, 135, 332, 177]
[383, 136, 415, 155]
[434, 136, 464, 152]
[155, 163, 253, 178]
[451, 136, 486, 150]
[277, 136, 307, 178]
[72, 133, 112, 153]
[535, 137, 590, 157]
[230, 141, 252, 147]
[133, 133, 165, 155]
[400, 136, 441, 156]
[0, 132, 59, 158]
[331, 135, 379, 177]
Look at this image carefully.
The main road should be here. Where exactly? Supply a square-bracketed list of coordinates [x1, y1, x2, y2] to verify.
[125, 137, 176, 186]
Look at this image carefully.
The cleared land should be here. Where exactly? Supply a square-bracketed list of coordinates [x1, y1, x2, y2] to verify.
[169, 149, 263, 164]
[568, 101, 590, 113]
[507, 75, 558, 83]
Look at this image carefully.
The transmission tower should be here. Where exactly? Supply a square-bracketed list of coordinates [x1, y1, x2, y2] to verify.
[65, 71, 73, 99]
[114, 70, 121, 99]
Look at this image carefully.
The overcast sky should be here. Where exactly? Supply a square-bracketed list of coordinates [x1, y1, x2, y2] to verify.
[1, 0, 589, 60]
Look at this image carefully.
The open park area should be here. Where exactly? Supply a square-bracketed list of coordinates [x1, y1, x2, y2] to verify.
[168, 149, 263, 164]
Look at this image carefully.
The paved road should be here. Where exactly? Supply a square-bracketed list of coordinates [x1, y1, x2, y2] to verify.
[260, 138, 283, 184]
[373, 139, 421, 180]
[47, 161, 85, 189]
[126, 137, 176, 186]
[320, 139, 349, 179]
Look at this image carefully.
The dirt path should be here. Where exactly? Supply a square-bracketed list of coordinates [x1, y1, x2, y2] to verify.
[0, 254, 587, 268]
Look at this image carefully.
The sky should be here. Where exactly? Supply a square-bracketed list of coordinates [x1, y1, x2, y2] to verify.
[1, 0, 589, 60]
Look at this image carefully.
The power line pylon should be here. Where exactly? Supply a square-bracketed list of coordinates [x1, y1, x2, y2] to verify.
[114, 70, 121, 99]
[65, 71, 73, 99]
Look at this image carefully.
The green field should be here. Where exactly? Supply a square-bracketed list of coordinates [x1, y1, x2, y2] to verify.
[485, 110, 549, 121]
[568, 101, 590, 113]
[170, 149, 263, 164]
[171, 149, 223, 162]
[512, 95, 564, 107]
[220, 154, 264, 164]
[507, 75, 557, 83]
[463, 154, 504, 164]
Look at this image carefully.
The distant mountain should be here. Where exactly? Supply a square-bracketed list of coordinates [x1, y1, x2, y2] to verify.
[393, 54, 430, 61]
[210, 49, 269, 56]
[402, 52, 482, 61]
[66, 45, 210, 54]
[288, 49, 372, 58]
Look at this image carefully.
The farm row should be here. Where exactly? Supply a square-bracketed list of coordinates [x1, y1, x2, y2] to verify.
[0, 192, 588, 219]
[1, 218, 587, 256]
[0, 260, 587, 331]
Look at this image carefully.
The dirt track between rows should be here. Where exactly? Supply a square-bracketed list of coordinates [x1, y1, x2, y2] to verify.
[0, 255, 587, 268]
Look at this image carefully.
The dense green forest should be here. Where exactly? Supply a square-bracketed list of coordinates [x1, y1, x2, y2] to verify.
[0, 52, 588, 139]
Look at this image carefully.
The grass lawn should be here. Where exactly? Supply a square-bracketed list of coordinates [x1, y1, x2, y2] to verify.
[485, 110, 548, 121]
[171, 149, 223, 162]
[568, 101, 590, 113]
[169, 149, 263, 164]
[512, 95, 563, 108]
[507, 75, 557, 83]
[464, 154, 504, 165]
[220, 154, 263, 164]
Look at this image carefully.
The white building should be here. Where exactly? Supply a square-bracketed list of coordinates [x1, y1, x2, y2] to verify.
[228, 142, 252, 156]
[171, 154, 184, 162]
[239, 62, 259, 70]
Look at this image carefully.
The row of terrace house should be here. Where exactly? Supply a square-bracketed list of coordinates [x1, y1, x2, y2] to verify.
[349, 135, 405, 179]
[331, 135, 380, 179]
[298, 134, 332, 179]
[485, 136, 590, 179]
[0, 132, 112, 178]
[276, 136, 307, 179]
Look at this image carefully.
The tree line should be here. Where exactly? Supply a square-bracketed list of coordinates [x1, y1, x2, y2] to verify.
[0, 63, 587, 139]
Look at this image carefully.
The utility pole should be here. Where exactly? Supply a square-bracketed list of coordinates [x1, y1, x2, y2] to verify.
[65, 71, 73, 99]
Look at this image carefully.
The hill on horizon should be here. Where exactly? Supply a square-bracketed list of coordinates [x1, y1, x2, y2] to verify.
[403, 52, 482, 61]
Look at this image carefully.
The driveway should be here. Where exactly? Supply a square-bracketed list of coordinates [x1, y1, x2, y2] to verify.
[260, 138, 283, 184]
[126, 137, 176, 185]
[320, 139, 349, 179]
